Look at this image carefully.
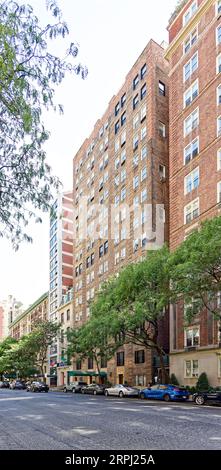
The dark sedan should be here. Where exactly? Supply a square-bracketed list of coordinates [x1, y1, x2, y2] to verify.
[9, 380, 26, 390]
[0, 381, 10, 388]
[27, 381, 49, 393]
[81, 384, 106, 395]
[193, 390, 221, 406]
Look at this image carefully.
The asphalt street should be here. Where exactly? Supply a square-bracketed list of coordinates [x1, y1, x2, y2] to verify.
[0, 388, 221, 450]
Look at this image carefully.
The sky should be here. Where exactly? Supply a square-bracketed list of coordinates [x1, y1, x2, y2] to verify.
[0, 0, 177, 307]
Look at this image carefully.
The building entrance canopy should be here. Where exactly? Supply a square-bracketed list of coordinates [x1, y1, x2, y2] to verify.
[68, 371, 107, 377]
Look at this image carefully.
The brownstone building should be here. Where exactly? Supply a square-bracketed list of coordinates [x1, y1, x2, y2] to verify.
[72, 40, 169, 387]
[9, 292, 48, 341]
[165, 0, 221, 386]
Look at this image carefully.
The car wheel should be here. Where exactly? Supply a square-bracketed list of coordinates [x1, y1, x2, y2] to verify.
[45, 390, 48, 393]
[195, 395, 205, 405]
[140, 392, 145, 400]
[93, 390, 97, 395]
[163, 394, 170, 402]
[105, 390, 109, 397]
[119, 391, 124, 398]
[63, 387, 67, 393]
[72, 388, 76, 393]
[81, 389, 85, 394]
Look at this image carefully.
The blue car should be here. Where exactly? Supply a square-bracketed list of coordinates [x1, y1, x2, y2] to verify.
[140, 384, 190, 402]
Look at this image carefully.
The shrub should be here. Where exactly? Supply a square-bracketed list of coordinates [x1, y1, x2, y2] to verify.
[170, 373, 179, 386]
[196, 373, 210, 391]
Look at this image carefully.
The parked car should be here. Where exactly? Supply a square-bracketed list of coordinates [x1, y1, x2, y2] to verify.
[193, 390, 221, 406]
[139, 384, 190, 402]
[0, 381, 10, 388]
[27, 381, 49, 393]
[63, 381, 87, 393]
[105, 384, 139, 398]
[9, 380, 26, 390]
[81, 384, 106, 395]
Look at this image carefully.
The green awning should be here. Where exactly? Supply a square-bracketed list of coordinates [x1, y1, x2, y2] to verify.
[68, 371, 107, 377]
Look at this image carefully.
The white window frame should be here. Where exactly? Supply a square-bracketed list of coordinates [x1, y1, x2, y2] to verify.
[184, 167, 199, 195]
[217, 115, 221, 137]
[184, 108, 199, 137]
[183, 51, 198, 82]
[184, 137, 199, 164]
[217, 0, 221, 15]
[217, 54, 221, 75]
[217, 25, 221, 45]
[183, 1, 198, 26]
[184, 197, 199, 224]
[183, 26, 198, 55]
[183, 79, 199, 108]
[217, 181, 221, 203]
[184, 327, 200, 347]
[184, 359, 199, 378]
[217, 148, 221, 170]
[217, 84, 221, 106]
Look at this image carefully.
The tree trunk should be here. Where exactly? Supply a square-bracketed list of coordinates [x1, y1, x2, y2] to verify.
[157, 349, 169, 384]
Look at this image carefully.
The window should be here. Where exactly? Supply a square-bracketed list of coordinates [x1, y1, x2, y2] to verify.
[121, 149, 126, 165]
[115, 157, 120, 170]
[121, 130, 126, 146]
[121, 168, 126, 183]
[217, 85, 221, 105]
[184, 137, 199, 164]
[104, 260, 108, 272]
[88, 358, 94, 370]
[133, 94, 139, 110]
[115, 252, 120, 265]
[121, 186, 126, 201]
[133, 114, 139, 129]
[141, 188, 147, 202]
[99, 244, 104, 258]
[184, 52, 198, 81]
[183, 28, 198, 54]
[135, 350, 145, 364]
[217, 0, 221, 15]
[133, 154, 139, 167]
[217, 148, 221, 170]
[141, 146, 147, 160]
[140, 105, 146, 122]
[217, 54, 221, 74]
[217, 25, 221, 45]
[218, 116, 221, 136]
[133, 134, 139, 150]
[184, 80, 199, 107]
[159, 164, 166, 179]
[115, 102, 120, 116]
[121, 111, 126, 126]
[115, 139, 120, 154]
[185, 359, 199, 378]
[121, 247, 126, 259]
[185, 328, 200, 347]
[141, 83, 147, 100]
[133, 239, 139, 252]
[67, 309, 70, 321]
[183, 1, 198, 26]
[184, 167, 199, 194]
[217, 181, 221, 203]
[61, 313, 64, 324]
[121, 93, 126, 107]
[184, 198, 199, 224]
[184, 108, 199, 136]
[104, 240, 108, 254]
[159, 122, 166, 138]
[141, 167, 147, 182]
[135, 375, 146, 387]
[141, 126, 147, 140]
[114, 174, 120, 187]
[76, 359, 81, 370]
[141, 63, 147, 79]
[133, 74, 139, 90]
[133, 175, 139, 190]
[159, 81, 166, 96]
[117, 351, 124, 366]
[115, 120, 120, 134]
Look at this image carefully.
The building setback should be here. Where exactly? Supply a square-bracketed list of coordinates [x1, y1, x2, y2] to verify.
[49, 191, 74, 385]
[71, 39, 170, 387]
[165, 0, 221, 386]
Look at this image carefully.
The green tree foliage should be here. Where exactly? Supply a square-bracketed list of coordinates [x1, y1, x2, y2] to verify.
[170, 217, 221, 323]
[0, 0, 87, 248]
[196, 372, 210, 392]
[169, 373, 179, 386]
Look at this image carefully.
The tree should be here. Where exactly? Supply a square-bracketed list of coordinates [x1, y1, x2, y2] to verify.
[0, 0, 88, 248]
[196, 372, 210, 392]
[0, 335, 37, 378]
[0, 336, 18, 378]
[27, 321, 61, 379]
[169, 373, 179, 386]
[67, 315, 118, 379]
[170, 216, 221, 324]
[89, 246, 171, 383]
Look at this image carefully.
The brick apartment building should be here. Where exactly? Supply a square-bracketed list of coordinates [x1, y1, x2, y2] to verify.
[0, 295, 24, 340]
[9, 292, 48, 340]
[49, 191, 74, 385]
[71, 39, 170, 387]
[165, 0, 221, 386]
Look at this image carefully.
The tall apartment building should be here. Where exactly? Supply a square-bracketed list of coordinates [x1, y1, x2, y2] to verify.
[49, 191, 74, 385]
[165, 0, 221, 386]
[72, 40, 169, 387]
